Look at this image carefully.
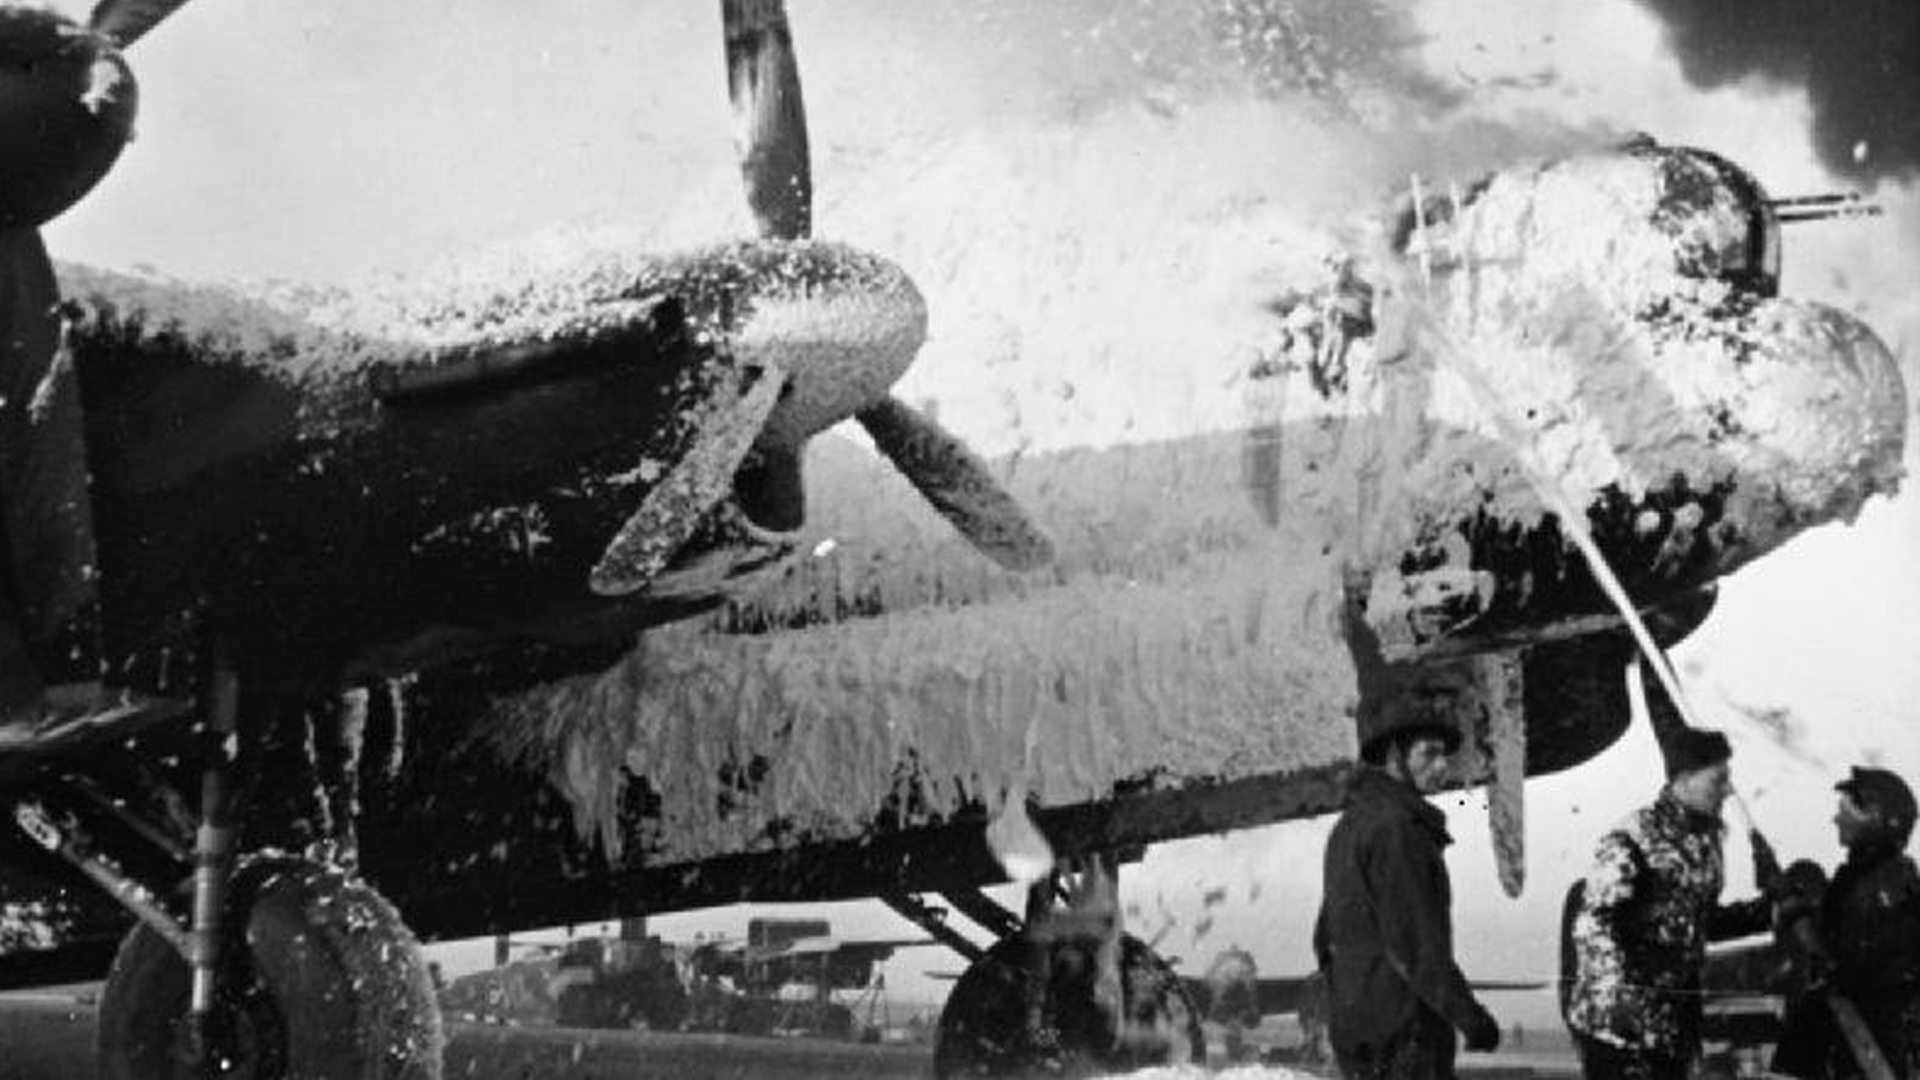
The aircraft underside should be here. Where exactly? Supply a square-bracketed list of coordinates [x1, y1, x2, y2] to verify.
[0, 289, 1903, 1073]
[1, 0, 1912, 1076]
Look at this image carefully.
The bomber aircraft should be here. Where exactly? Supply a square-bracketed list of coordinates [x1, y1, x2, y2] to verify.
[0, 1, 1908, 1078]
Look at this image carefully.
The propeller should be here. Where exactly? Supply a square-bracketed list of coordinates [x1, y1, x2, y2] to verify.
[0, 2, 187, 702]
[597, 0, 1053, 596]
[89, 0, 191, 48]
[0, 234, 90, 702]
[590, 364, 787, 596]
[715, 0, 1054, 574]
[855, 398, 1054, 571]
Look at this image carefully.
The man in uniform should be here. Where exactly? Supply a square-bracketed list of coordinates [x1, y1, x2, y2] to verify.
[1314, 697, 1502, 1080]
[1564, 727, 1772, 1080]
[1772, 766, 1920, 1079]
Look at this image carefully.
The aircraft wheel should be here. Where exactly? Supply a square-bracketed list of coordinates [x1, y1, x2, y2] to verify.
[97, 858, 444, 1080]
[933, 932, 1202, 1078]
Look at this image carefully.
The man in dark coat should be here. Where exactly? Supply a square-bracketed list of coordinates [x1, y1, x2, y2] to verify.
[1563, 727, 1772, 1080]
[1772, 766, 1920, 1080]
[1314, 705, 1502, 1080]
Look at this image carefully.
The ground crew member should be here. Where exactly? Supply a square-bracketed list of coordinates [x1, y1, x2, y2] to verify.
[1772, 766, 1920, 1079]
[1563, 727, 1772, 1080]
[1314, 710, 1503, 1080]
[1315, 592, 1505, 1080]
[1317, 583, 1502, 1080]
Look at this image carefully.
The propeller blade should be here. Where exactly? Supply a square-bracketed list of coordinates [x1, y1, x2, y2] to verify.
[855, 395, 1053, 572]
[88, 0, 189, 47]
[722, 0, 812, 240]
[0, 231, 101, 690]
[589, 364, 786, 596]
[638, 497, 798, 601]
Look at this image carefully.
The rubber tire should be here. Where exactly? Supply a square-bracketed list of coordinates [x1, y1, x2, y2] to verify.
[97, 858, 444, 1080]
[934, 932, 1203, 1078]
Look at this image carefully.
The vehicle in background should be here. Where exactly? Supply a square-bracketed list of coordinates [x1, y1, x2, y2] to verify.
[438, 916, 925, 1042]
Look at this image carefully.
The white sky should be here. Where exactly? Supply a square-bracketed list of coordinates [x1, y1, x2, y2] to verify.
[33, 0, 1920, 1030]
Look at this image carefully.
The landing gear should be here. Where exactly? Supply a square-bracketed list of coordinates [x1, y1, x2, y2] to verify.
[96, 858, 443, 1080]
[926, 856, 1202, 1079]
[9, 658, 445, 1079]
[934, 932, 1202, 1078]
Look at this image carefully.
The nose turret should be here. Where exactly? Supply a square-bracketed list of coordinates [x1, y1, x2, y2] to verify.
[1626, 141, 1782, 297]
[1398, 141, 1786, 316]
[1344, 141, 1905, 656]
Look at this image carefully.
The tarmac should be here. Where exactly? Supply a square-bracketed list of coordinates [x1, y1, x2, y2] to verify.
[0, 992, 1581, 1080]
[1, 993, 935, 1080]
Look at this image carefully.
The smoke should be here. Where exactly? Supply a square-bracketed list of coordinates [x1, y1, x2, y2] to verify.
[785, 1, 1645, 458]
[797, 0, 1467, 139]
[1632, 0, 1920, 184]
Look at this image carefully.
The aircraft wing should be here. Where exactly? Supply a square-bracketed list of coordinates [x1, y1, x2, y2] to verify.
[453, 145, 1904, 909]
[1180, 973, 1320, 1020]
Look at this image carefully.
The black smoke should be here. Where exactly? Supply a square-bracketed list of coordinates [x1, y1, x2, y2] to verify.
[1635, 0, 1920, 184]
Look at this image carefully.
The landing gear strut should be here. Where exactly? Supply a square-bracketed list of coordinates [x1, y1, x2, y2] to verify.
[96, 857, 442, 1080]
[180, 654, 241, 1071]
[923, 855, 1202, 1078]
[9, 661, 444, 1079]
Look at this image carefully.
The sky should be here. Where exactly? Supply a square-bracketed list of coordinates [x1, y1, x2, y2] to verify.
[33, 0, 1920, 1032]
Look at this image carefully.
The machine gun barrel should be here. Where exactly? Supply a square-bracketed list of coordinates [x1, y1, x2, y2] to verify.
[1772, 192, 1883, 223]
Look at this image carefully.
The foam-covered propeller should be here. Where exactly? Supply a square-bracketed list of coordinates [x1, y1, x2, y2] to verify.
[854, 397, 1055, 571]
[717, 0, 1054, 573]
[723, 0, 811, 243]
[590, 365, 787, 596]
[596, 0, 1051, 594]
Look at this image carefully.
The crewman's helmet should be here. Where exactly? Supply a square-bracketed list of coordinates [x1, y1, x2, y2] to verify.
[1837, 766, 1917, 847]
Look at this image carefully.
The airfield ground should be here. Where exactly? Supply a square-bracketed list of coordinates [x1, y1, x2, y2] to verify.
[0, 987, 1583, 1080]
[3, 993, 930, 1080]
